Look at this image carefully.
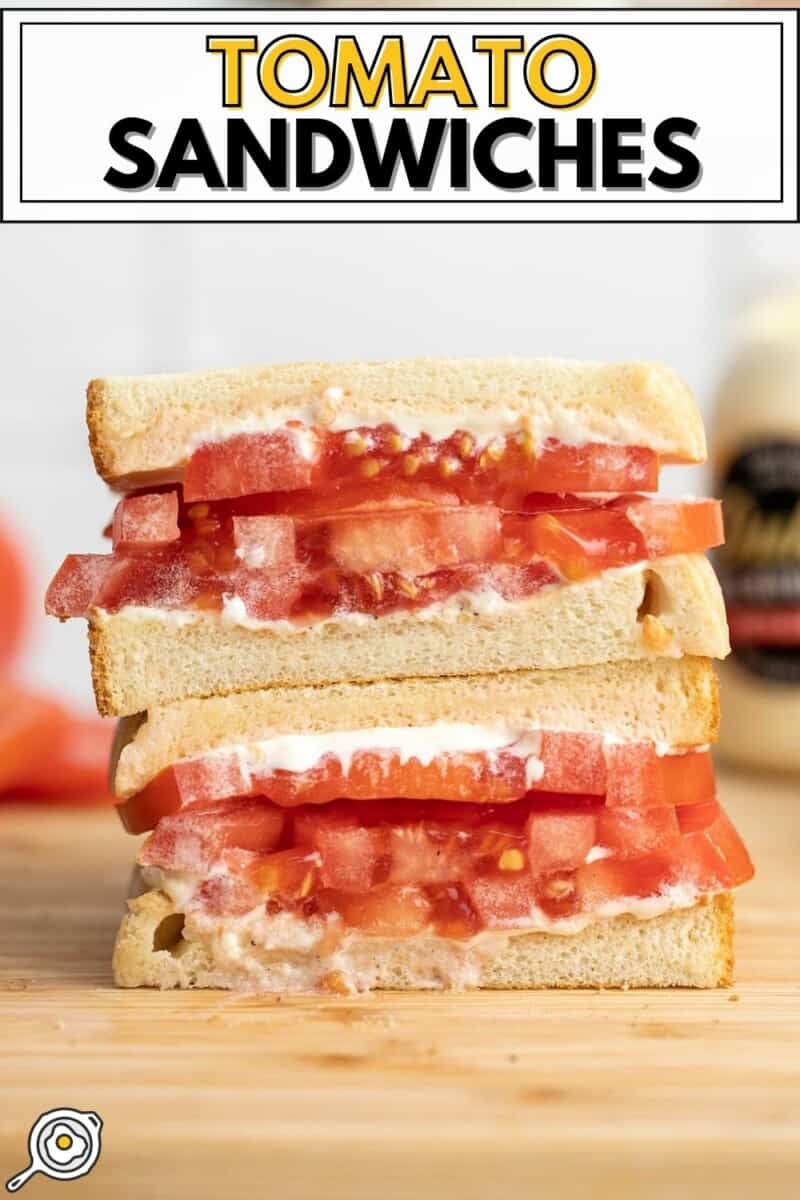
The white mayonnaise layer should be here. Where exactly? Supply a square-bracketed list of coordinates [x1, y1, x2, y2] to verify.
[184, 387, 648, 458]
[196, 722, 546, 781]
[142, 865, 709, 993]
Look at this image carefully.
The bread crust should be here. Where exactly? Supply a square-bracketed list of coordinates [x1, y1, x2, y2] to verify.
[88, 555, 729, 717]
[112, 656, 719, 798]
[112, 889, 734, 992]
[86, 357, 705, 483]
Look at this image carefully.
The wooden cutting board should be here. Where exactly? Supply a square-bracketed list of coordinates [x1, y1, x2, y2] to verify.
[1, 766, 798, 1200]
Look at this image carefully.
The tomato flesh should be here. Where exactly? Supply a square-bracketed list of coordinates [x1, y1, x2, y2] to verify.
[182, 426, 659, 505]
[47, 494, 722, 623]
[118, 739, 715, 834]
[112, 491, 180, 550]
[136, 794, 753, 937]
[0, 514, 28, 671]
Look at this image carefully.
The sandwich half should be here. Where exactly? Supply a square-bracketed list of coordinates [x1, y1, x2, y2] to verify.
[47, 358, 727, 715]
[111, 659, 753, 992]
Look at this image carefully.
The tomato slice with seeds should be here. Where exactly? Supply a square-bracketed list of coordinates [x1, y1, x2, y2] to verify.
[181, 427, 660, 505]
[138, 793, 752, 934]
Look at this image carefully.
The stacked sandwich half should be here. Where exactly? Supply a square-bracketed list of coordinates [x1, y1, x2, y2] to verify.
[47, 359, 753, 992]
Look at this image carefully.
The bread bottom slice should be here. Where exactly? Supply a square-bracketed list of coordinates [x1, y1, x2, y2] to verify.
[113, 889, 734, 992]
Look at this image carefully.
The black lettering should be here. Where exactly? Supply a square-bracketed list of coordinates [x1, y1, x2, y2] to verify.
[601, 119, 644, 188]
[295, 119, 352, 188]
[103, 117, 156, 190]
[449, 118, 469, 189]
[156, 119, 224, 189]
[226, 118, 288, 189]
[538, 118, 595, 189]
[648, 117, 701, 190]
[473, 117, 533, 190]
[353, 118, 447, 188]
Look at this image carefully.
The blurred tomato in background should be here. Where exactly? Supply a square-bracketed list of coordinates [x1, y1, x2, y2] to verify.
[0, 508, 113, 807]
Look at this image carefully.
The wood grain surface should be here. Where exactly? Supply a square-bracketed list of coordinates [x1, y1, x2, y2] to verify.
[1, 765, 798, 1200]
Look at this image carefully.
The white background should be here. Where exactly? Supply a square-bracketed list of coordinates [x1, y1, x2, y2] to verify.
[3, 7, 797, 220]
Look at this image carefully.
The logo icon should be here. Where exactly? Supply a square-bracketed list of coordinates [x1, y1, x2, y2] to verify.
[5, 1108, 103, 1192]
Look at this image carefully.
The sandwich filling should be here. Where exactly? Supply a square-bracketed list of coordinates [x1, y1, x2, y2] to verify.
[124, 726, 752, 959]
[46, 479, 722, 627]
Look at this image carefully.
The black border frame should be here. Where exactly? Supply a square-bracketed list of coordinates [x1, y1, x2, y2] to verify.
[2, 6, 798, 223]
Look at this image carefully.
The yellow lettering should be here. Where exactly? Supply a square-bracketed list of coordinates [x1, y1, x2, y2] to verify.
[472, 36, 524, 107]
[331, 36, 407, 107]
[525, 35, 596, 110]
[258, 36, 329, 109]
[409, 36, 476, 108]
[206, 36, 259, 108]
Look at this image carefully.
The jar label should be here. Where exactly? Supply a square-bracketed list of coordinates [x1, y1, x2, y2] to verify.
[716, 440, 800, 683]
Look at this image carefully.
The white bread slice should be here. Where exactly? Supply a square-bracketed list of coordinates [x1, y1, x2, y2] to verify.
[112, 657, 719, 799]
[87, 357, 705, 485]
[89, 554, 729, 717]
[112, 887, 734, 991]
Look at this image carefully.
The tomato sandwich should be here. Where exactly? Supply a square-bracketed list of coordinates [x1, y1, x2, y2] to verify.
[47, 358, 729, 715]
[46, 356, 753, 992]
[110, 659, 751, 991]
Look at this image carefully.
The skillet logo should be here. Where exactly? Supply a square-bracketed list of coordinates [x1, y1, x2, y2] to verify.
[105, 32, 702, 195]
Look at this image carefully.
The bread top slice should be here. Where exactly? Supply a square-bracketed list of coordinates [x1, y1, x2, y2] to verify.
[87, 357, 706, 485]
[112, 656, 718, 798]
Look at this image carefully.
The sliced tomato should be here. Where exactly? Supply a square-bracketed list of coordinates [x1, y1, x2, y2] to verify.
[293, 807, 387, 892]
[246, 847, 320, 900]
[525, 441, 658, 493]
[0, 513, 28, 671]
[45, 554, 113, 618]
[387, 822, 467, 885]
[94, 552, 207, 612]
[320, 884, 432, 936]
[191, 873, 262, 918]
[675, 799, 721, 835]
[139, 800, 284, 872]
[0, 686, 70, 793]
[693, 809, 754, 888]
[527, 510, 645, 580]
[15, 716, 113, 803]
[463, 871, 537, 926]
[427, 884, 479, 938]
[112, 491, 180, 550]
[226, 565, 304, 621]
[270, 480, 461, 517]
[627, 499, 724, 557]
[181, 428, 659, 504]
[185, 429, 318, 502]
[605, 743, 661, 807]
[325, 505, 501, 576]
[659, 751, 716, 807]
[231, 515, 296, 568]
[596, 805, 681, 859]
[526, 809, 598, 873]
[119, 753, 250, 834]
[575, 853, 676, 908]
[535, 732, 605, 795]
